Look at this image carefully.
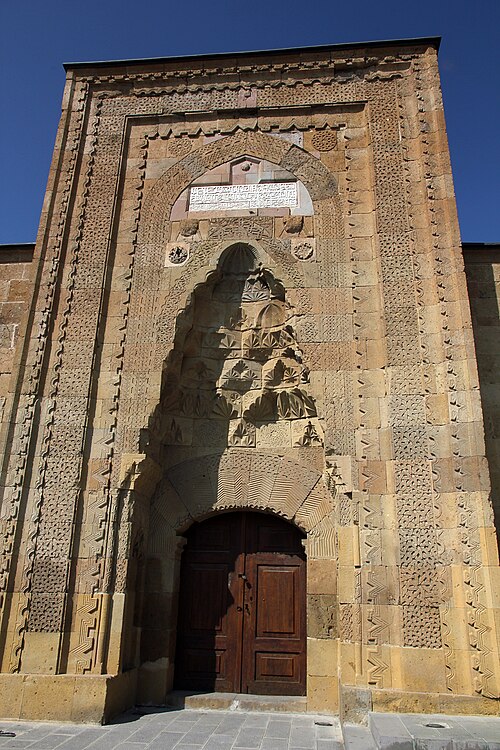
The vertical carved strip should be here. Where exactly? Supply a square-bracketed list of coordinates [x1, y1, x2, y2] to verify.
[0, 81, 89, 670]
[8, 96, 101, 671]
[413, 54, 499, 698]
[75, 133, 151, 674]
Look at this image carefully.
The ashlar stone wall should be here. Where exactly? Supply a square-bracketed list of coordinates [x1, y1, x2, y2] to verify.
[0, 246, 34, 434]
[0, 41, 498, 723]
[464, 244, 500, 543]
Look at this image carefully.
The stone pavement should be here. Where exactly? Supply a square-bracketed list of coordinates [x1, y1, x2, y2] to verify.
[0, 709, 343, 750]
[0, 707, 499, 750]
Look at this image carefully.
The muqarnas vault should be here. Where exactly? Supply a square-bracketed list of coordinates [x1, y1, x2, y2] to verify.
[0, 37, 499, 723]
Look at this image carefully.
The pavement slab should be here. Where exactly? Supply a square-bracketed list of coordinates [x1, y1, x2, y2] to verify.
[0, 710, 341, 750]
[367, 712, 500, 750]
[0, 707, 498, 750]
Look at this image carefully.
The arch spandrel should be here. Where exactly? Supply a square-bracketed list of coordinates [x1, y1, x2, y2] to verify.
[140, 131, 338, 248]
[147, 451, 335, 547]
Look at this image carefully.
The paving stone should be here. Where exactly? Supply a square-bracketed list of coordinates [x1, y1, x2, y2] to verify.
[463, 724, 500, 742]
[369, 714, 413, 750]
[242, 717, 269, 728]
[260, 739, 289, 750]
[23, 736, 71, 750]
[183, 732, 221, 746]
[200, 718, 224, 727]
[233, 729, 266, 748]
[126, 723, 167, 743]
[290, 728, 316, 747]
[316, 739, 341, 750]
[315, 726, 339, 739]
[264, 721, 291, 739]
[200, 738, 235, 750]
[368, 712, 500, 750]
[9, 726, 54, 741]
[148, 730, 184, 749]
[1, 707, 500, 750]
[341, 724, 377, 750]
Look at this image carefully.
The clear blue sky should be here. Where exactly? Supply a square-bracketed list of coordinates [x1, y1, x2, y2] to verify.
[1, 0, 498, 243]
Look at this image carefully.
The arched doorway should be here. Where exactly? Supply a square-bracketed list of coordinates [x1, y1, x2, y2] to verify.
[175, 511, 306, 695]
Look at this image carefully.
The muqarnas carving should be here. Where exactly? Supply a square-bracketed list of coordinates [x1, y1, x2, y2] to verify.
[148, 243, 321, 456]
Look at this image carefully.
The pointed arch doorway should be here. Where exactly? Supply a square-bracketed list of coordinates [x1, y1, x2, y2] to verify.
[175, 511, 306, 695]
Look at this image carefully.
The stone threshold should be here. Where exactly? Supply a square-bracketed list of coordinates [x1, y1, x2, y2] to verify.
[165, 690, 308, 713]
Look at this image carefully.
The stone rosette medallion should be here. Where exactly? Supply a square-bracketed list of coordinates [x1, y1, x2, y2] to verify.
[291, 237, 316, 261]
[311, 129, 337, 152]
[165, 242, 190, 266]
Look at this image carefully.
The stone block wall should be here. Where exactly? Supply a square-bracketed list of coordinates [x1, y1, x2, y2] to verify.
[0, 40, 499, 722]
[0, 245, 34, 424]
[463, 244, 500, 540]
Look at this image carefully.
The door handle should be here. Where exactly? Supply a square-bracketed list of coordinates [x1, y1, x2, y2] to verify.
[238, 573, 247, 580]
[236, 605, 243, 612]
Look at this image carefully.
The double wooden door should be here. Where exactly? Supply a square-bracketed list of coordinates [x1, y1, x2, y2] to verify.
[175, 512, 306, 695]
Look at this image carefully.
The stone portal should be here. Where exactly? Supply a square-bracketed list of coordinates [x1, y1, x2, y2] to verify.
[0, 38, 498, 722]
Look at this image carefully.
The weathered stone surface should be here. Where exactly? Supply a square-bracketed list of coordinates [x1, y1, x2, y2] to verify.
[0, 40, 498, 723]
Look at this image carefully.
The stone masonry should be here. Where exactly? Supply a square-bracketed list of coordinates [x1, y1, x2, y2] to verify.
[0, 38, 498, 723]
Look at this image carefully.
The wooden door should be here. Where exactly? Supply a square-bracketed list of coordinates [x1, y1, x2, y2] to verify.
[175, 513, 244, 692]
[242, 514, 306, 695]
[175, 512, 306, 695]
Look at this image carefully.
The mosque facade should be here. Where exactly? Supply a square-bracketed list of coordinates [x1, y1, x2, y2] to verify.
[0, 38, 499, 722]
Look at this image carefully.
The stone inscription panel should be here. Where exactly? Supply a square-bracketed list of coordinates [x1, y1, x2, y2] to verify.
[189, 182, 298, 212]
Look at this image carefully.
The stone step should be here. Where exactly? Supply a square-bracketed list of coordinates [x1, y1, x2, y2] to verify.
[165, 690, 308, 713]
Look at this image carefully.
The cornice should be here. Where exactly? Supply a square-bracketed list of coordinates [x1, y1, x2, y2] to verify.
[79, 58, 411, 100]
[133, 103, 357, 139]
[64, 36, 440, 71]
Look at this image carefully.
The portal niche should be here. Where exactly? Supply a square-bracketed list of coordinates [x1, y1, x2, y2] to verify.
[149, 242, 322, 459]
[139, 242, 337, 705]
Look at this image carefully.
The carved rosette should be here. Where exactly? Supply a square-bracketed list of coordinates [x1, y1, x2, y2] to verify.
[165, 242, 190, 266]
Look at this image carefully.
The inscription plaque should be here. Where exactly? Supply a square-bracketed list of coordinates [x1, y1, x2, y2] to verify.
[189, 182, 298, 212]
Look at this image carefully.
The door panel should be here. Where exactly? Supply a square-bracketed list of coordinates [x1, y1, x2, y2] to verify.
[175, 512, 306, 695]
[255, 653, 295, 678]
[187, 563, 229, 632]
[175, 515, 244, 691]
[242, 554, 306, 695]
[255, 566, 298, 637]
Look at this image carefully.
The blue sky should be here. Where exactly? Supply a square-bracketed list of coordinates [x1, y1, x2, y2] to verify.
[1, 0, 498, 243]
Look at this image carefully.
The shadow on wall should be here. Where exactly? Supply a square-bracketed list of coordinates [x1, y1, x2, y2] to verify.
[465, 252, 500, 548]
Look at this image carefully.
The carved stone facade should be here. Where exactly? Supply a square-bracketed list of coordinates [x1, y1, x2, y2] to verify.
[0, 39, 499, 722]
